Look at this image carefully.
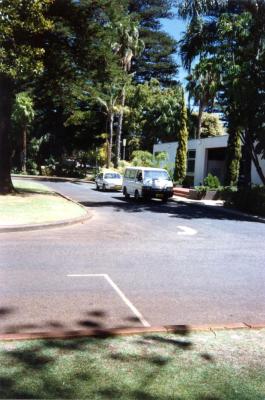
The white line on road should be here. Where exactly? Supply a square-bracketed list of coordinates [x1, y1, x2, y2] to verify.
[67, 274, 150, 327]
[177, 226, 197, 236]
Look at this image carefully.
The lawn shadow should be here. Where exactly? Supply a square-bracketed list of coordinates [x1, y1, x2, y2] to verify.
[0, 307, 196, 399]
[0, 308, 262, 399]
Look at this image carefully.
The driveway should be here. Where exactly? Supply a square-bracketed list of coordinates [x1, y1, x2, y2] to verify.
[0, 180, 265, 335]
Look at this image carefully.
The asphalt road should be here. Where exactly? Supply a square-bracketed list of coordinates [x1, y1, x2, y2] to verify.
[0, 180, 265, 334]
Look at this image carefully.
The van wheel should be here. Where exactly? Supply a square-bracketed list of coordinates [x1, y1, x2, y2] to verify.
[134, 190, 140, 201]
[123, 187, 130, 200]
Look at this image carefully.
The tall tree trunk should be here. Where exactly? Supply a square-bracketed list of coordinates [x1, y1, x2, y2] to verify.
[240, 130, 252, 187]
[174, 95, 188, 182]
[21, 126, 27, 173]
[107, 112, 114, 168]
[225, 127, 241, 186]
[0, 75, 14, 194]
[114, 87, 126, 168]
[245, 129, 265, 185]
[197, 100, 204, 139]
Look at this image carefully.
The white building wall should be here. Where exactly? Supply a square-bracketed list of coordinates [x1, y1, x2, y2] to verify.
[252, 156, 265, 185]
[153, 135, 265, 186]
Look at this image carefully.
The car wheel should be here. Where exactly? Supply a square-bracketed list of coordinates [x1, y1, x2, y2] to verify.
[123, 187, 130, 200]
[102, 184, 106, 191]
[96, 183, 99, 190]
[134, 190, 140, 201]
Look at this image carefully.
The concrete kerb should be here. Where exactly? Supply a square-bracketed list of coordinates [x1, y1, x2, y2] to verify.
[172, 196, 265, 223]
[0, 176, 93, 233]
[0, 322, 264, 342]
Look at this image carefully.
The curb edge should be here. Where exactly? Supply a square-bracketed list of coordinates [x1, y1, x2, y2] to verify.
[1, 322, 264, 342]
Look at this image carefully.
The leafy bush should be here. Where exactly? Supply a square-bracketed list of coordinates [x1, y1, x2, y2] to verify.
[26, 159, 39, 175]
[217, 186, 238, 202]
[203, 173, 220, 189]
[182, 175, 194, 188]
[55, 164, 86, 179]
[131, 150, 155, 167]
[229, 186, 265, 217]
[117, 160, 132, 175]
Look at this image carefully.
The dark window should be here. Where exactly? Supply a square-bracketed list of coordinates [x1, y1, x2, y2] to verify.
[136, 171, 143, 181]
[186, 150, 196, 174]
[187, 160, 195, 173]
[188, 150, 196, 159]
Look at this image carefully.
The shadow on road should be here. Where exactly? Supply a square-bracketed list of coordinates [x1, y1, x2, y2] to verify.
[79, 196, 263, 223]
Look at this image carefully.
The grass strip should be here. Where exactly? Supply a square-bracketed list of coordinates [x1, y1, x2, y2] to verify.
[0, 329, 264, 399]
[0, 179, 86, 225]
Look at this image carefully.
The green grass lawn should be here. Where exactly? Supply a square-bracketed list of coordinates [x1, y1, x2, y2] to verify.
[0, 329, 265, 399]
[0, 179, 86, 225]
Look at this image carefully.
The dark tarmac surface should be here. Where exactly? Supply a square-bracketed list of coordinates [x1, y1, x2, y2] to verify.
[0, 180, 265, 335]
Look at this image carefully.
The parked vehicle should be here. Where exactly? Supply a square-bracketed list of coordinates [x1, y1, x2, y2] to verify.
[122, 167, 173, 202]
[95, 171, 122, 191]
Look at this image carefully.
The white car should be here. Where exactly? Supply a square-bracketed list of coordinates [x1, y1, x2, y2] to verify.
[95, 171, 123, 191]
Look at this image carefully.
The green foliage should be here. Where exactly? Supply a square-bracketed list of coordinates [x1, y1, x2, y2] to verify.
[230, 186, 265, 217]
[182, 175, 194, 188]
[174, 92, 188, 182]
[125, 79, 183, 151]
[129, 0, 178, 85]
[217, 185, 238, 202]
[26, 160, 39, 176]
[130, 150, 169, 169]
[225, 128, 241, 186]
[0, 0, 53, 79]
[188, 112, 224, 138]
[203, 173, 221, 189]
[189, 112, 224, 138]
[12, 93, 35, 128]
[131, 150, 155, 167]
[178, 0, 265, 185]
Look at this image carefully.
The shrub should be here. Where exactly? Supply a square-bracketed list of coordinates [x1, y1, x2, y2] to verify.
[203, 173, 220, 189]
[182, 175, 194, 188]
[229, 186, 265, 217]
[55, 164, 86, 179]
[217, 186, 238, 202]
[26, 160, 39, 175]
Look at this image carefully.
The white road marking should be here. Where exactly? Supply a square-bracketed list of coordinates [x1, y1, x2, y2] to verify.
[177, 226, 197, 236]
[67, 274, 150, 327]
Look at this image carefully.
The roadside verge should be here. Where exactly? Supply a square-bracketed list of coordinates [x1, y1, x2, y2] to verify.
[0, 321, 264, 341]
[0, 178, 92, 233]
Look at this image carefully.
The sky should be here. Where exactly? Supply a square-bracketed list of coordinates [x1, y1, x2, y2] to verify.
[160, 16, 188, 84]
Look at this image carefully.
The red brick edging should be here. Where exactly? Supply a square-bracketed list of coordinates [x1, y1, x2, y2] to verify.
[1, 322, 264, 341]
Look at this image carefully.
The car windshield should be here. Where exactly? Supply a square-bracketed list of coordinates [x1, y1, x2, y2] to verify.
[104, 173, 121, 179]
[144, 170, 170, 180]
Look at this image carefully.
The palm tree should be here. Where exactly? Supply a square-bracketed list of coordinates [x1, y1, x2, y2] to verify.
[112, 18, 144, 167]
[95, 84, 120, 168]
[12, 92, 35, 173]
[186, 59, 219, 138]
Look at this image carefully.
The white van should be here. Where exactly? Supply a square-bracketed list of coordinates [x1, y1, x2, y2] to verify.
[122, 167, 173, 202]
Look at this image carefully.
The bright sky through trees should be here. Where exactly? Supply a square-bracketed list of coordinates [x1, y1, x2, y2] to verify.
[160, 15, 187, 83]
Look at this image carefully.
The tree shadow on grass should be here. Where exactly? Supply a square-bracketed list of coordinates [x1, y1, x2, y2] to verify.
[0, 309, 264, 399]
[0, 307, 192, 399]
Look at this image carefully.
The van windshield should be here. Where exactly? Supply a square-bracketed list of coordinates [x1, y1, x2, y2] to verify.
[144, 170, 170, 180]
